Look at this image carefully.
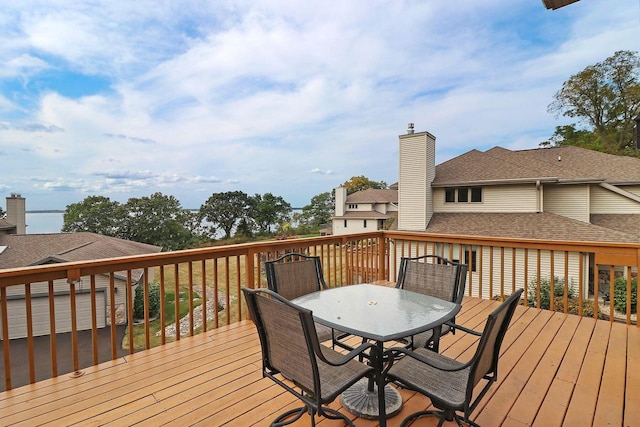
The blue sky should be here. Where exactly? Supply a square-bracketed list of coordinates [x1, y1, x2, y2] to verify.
[1, 1, 638, 210]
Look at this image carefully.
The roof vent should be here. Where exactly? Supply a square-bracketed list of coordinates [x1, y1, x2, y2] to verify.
[557, 155, 562, 161]
[407, 123, 414, 134]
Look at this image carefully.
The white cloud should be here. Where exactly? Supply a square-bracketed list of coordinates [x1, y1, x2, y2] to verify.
[0, 0, 638, 209]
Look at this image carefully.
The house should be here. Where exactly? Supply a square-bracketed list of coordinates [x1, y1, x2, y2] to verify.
[0, 195, 161, 339]
[332, 185, 398, 235]
[397, 126, 640, 299]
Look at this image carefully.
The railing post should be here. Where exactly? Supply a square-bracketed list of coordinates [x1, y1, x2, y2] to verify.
[377, 234, 386, 282]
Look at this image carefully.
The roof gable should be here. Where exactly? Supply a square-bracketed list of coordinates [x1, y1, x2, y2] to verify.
[0, 232, 161, 270]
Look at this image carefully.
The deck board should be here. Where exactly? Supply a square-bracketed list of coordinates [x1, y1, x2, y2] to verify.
[0, 297, 637, 427]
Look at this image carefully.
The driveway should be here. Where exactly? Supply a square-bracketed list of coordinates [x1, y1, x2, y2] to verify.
[0, 325, 128, 392]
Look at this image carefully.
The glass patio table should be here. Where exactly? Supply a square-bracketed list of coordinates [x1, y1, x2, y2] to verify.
[292, 283, 461, 426]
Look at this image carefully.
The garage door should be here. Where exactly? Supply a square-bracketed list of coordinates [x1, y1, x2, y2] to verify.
[1, 292, 106, 339]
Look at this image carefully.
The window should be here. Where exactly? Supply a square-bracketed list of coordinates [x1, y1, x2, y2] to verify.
[471, 187, 482, 202]
[457, 188, 469, 203]
[463, 247, 477, 272]
[348, 204, 358, 209]
[445, 187, 482, 203]
[445, 188, 455, 203]
[363, 219, 367, 228]
[344, 220, 347, 227]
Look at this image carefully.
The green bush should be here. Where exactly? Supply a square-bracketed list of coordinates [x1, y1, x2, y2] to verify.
[613, 276, 637, 314]
[133, 282, 161, 320]
[527, 276, 576, 310]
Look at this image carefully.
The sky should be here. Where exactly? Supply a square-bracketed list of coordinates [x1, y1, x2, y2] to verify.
[1, 1, 639, 211]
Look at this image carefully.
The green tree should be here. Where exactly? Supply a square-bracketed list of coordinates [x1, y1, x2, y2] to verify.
[0, 205, 5, 218]
[540, 124, 599, 150]
[547, 50, 640, 154]
[300, 191, 333, 229]
[251, 193, 292, 234]
[120, 193, 193, 250]
[199, 191, 252, 239]
[341, 175, 388, 194]
[62, 196, 124, 236]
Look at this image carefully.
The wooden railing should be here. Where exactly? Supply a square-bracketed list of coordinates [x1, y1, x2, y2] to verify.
[0, 230, 637, 391]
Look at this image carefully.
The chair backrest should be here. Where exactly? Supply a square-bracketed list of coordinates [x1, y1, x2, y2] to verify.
[265, 253, 328, 300]
[467, 289, 523, 395]
[242, 287, 319, 394]
[396, 255, 467, 304]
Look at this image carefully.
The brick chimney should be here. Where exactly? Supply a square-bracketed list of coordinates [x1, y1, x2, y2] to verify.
[6, 194, 26, 235]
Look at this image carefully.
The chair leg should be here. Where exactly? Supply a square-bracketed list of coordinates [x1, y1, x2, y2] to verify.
[399, 409, 473, 427]
[318, 406, 356, 426]
[271, 406, 308, 426]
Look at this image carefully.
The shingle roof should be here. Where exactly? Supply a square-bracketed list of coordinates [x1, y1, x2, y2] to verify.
[434, 146, 640, 186]
[425, 212, 639, 243]
[590, 214, 640, 240]
[345, 189, 398, 204]
[0, 233, 161, 273]
[0, 218, 16, 232]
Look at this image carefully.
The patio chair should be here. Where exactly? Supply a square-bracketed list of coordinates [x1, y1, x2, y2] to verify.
[396, 255, 468, 351]
[242, 287, 375, 427]
[265, 253, 348, 346]
[383, 289, 523, 427]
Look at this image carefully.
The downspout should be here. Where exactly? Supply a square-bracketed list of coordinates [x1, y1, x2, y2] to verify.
[536, 180, 542, 212]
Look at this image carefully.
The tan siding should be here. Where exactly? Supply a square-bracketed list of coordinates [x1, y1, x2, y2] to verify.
[399, 135, 427, 230]
[433, 184, 538, 213]
[591, 185, 640, 213]
[2, 292, 106, 339]
[544, 185, 590, 222]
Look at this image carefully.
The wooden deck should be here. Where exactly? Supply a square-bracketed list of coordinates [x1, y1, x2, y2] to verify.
[1, 296, 639, 426]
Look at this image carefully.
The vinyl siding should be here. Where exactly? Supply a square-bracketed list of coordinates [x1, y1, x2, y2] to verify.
[591, 185, 640, 213]
[398, 132, 434, 230]
[544, 184, 590, 222]
[1, 291, 106, 339]
[391, 242, 587, 302]
[433, 184, 538, 213]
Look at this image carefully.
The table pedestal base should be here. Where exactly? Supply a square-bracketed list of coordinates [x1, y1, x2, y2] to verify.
[340, 378, 402, 420]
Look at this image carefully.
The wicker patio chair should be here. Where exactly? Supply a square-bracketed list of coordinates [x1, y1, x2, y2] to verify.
[396, 255, 468, 351]
[242, 287, 375, 427]
[265, 253, 347, 346]
[383, 289, 523, 427]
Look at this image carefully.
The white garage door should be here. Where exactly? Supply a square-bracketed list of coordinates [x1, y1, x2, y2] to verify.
[2, 292, 106, 340]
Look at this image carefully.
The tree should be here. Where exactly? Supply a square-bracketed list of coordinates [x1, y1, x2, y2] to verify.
[120, 193, 193, 251]
[251, 193, 292, 234]
[0, 205, 5, 218]
[199, 191, 252, 239]
[341, 175, 388, 194]
[300, 191, 333, 229]
[62, 196, 124, 236]
[540, 124, 599, 150]
[548, 50, 640, 154]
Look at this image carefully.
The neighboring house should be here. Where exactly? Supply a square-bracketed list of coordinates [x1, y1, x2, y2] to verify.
[332, 185, 398, 235]
[397, 127, 640, 299]
[0, 195, 161, 339]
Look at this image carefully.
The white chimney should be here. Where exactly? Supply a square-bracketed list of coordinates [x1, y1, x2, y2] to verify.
[398, 129, 436, 231]
[334, 187, 347, 217]
[6, 194, 26, 235]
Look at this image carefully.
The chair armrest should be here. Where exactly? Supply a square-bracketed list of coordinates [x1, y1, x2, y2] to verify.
[383, 346, 472, 375]
[316, 341, 376, 367]
[445, 321, 481, 336]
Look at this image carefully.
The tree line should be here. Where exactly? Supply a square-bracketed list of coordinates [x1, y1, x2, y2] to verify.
[61, 176, 388, 250]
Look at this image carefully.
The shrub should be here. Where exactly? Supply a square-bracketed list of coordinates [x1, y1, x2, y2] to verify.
[133, 282, 161, 320]
[553, 296, 605, 319]
[613, 276, 637, 314]
[527, 276, 575, 310]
